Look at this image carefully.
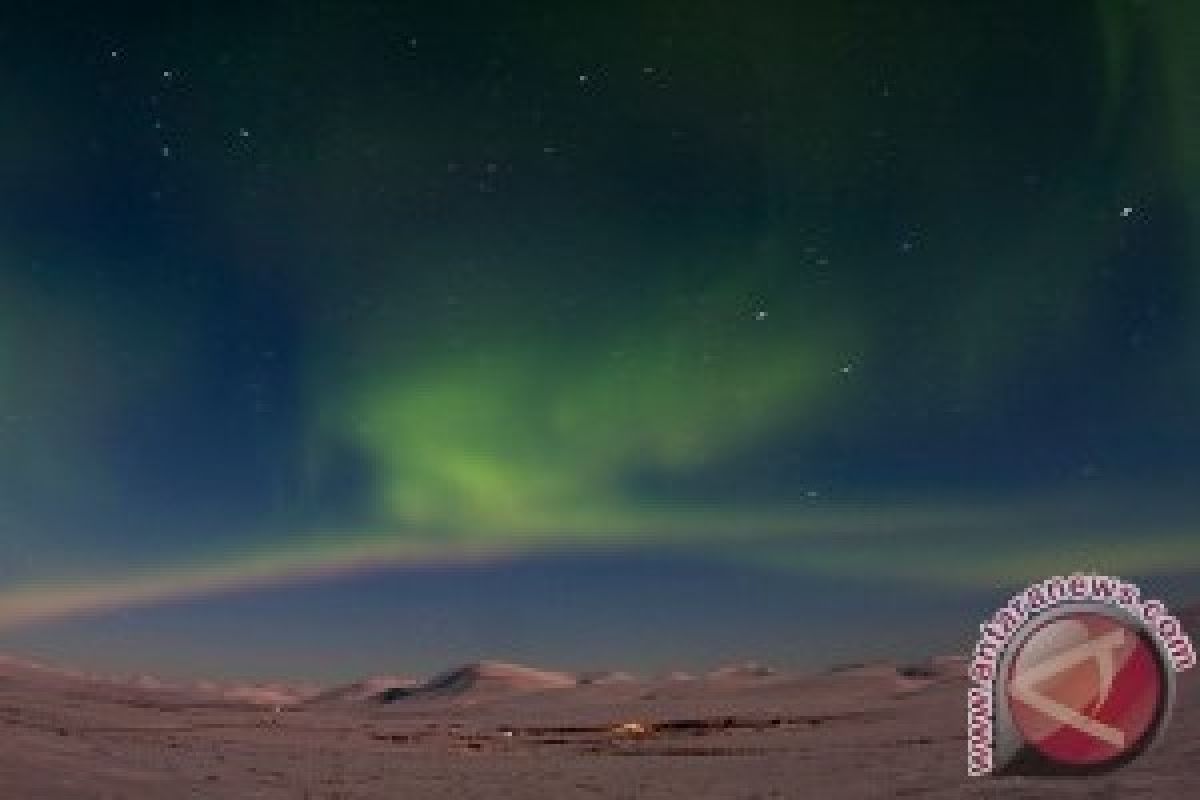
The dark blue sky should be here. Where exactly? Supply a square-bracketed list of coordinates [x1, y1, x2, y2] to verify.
[0, 2, 1197, 679]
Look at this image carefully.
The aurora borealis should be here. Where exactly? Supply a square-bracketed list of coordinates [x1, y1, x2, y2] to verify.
[2, 3, 1199, 678]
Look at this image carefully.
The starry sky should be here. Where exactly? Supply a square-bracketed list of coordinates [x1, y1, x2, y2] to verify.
[1, 2, 1199, 681]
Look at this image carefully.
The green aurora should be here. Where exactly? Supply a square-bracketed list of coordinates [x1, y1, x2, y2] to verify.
[0, 2, 1198, 632]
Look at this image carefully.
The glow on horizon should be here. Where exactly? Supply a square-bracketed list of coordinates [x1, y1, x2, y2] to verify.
[0, 534, 522, 632]
[1, 489, 1196, 634]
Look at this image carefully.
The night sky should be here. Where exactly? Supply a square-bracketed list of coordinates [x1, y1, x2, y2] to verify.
[2, 3, 1199, 680]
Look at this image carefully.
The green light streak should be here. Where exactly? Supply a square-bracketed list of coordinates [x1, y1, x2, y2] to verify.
[332, 285, 861, 534]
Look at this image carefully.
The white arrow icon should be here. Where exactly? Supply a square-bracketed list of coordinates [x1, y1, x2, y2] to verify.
[1010, 629, 1126, 748]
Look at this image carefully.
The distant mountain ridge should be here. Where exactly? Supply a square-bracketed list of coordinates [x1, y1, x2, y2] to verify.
[5, 600, 1193, 712]
[406, 661, 578, 701]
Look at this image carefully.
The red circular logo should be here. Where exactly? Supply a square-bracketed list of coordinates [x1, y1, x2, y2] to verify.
[1004, 609, 1167, 770]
